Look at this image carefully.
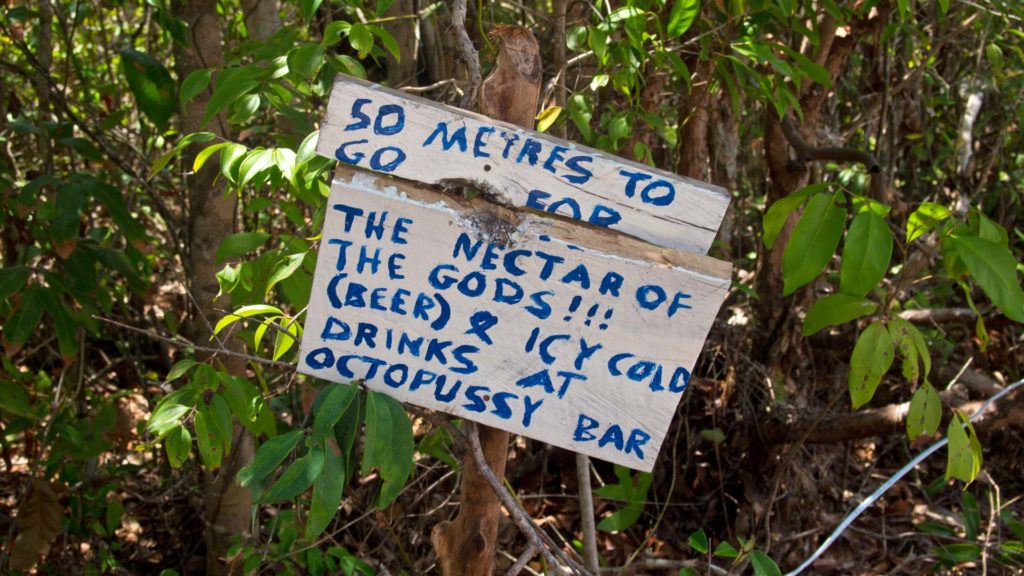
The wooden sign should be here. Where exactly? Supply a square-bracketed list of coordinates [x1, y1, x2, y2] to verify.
[298, 168, 730, 471]
[316, 76, 730, 255]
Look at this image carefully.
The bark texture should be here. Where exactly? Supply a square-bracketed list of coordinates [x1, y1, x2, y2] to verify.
[431, 25, 541, 576]
[172, 1, 251, 573]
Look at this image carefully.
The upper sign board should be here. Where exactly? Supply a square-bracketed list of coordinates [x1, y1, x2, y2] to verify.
[316, 76, 730, 254]
[298, 168, 731, 471]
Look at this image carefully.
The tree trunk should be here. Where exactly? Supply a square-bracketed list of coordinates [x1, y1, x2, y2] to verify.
[431, 25, 541, 576]
[172, 1, 252, 574]
[384, 0, 418, 87]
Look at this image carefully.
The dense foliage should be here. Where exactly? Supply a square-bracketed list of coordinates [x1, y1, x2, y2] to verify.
[1, 0, 1023, 574]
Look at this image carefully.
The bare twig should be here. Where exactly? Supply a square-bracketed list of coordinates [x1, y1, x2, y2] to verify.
[780, 114, 880, 173]
[464, 423, 594, 576]
[503, 544, 538, 576]
[575, 453, 600, 573]
[93, 315, 295, 370]
[448, 0, 481, 109]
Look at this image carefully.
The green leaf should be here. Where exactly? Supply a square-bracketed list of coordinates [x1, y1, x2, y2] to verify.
[889, 316, 930, 381]
[0, 266, 30, 302]
[272, 318, 300, 361]
[946, 411, 982, 486]
[300, 0, 323, 23]
[713, 541, 738, 558]
[147, 404, 189, 439]
[4, 287, 44, 348]
[934, 543, 982, 566]
[362, 390, 414, 508]
[121, 49, 176, 130]
[906, 202, 951, 243]
[950, 235, 1024, 323]
[907, 382, 941, 442]
[180, 68, 212, 106]
[203, 67, 264, 125]
[288, 44, 326, 78]
[688, 528, 709, 554]
[0, 378, 33, 418]
[237, 429, 305, 488]
[802, 293, 878, 336]
[666, 0, 699, 38]
[305, 446, 346, 541]
[166, 359, 198, 383]
[962, 492, 980, 540]
[368, 25, 400, 61]
[783, 192, 847, 295]
[751, 551, 782, 576]
[194, 404, 224, 470]
[267, 252, 306, 296]
[348, 24, 374, 59]
[52, 182, 85, 242]
[260, 445, 326, 503]
[313, 384, 359, 442]
[840, 211, 892, 297]
[848, 321, 895, 409]
[594, 465, 652, 532]
[193, 142, 229, 172]
[535, 106, 562, 133]
[215, 232, 271, 264]
[762, 194, 807, 249]
[213, 303, 285, 336]
[165, 425, 192, 468]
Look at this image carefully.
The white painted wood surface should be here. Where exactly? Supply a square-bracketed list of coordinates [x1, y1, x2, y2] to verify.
[298, 168, 731, 471]
[316, 76, 730, 254]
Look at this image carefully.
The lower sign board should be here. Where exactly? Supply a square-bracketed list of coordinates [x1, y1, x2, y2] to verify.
[298, 167, 731, 471]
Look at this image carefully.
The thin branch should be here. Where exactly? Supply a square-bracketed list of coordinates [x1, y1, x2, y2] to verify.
[448, 0, 481, 109]
[93, 315, 295, 370]
[575, 453, 600, 573]
[780, 113, 880, 173]
[464, 423, 594, 576]
[503, 544, 538, 576]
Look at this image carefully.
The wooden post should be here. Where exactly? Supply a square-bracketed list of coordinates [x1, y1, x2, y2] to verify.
[430, 25, 542, 576]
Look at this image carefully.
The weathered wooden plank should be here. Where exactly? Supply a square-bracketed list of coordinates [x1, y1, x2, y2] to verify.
[315, 76, 730, 254]
[298, 167, 731, 471]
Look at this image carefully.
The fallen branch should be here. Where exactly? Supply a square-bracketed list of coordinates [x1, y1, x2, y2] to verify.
[897, 307, 976, 325]
[761, 377, 1023, 446]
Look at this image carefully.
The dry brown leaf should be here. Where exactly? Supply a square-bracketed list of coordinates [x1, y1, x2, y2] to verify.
[10, 479, 63, 571]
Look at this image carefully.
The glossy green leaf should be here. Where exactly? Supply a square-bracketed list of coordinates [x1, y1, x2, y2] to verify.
[907, 382, 941, 441]
[849, 321, 895, 409]
[305, 446, 346, 541]
[950, 235, 1024, 322]
[288, 44, 326, 78]
[260, 445, 326, 503]
[193, 142, 229, 172]
[802, 293, 878, 336]
[203, 66, 264, 125]
[237, 429, 305, 488]
[840, 211, 892, 297]
[213, 303, 284, 336]
[267, 252, 306, 296]
[688, 528, 709, 554]
[667, 0, 699, 38]
[313, 384, 358, 442]
[713, 541, 738, 558]
[368, 25, 400, 61]
[906, 202, 951, 243]
[179, 68, 212, 106]
[121, 49, 176, 129]
[348, 24, 374, 59]
[272, 318, 300, 361]
[762, 194, 807, 249]
[215, 232, 271, 264]
[147, 403, 189, 439]
[165, 425, 192, 468]
[751, 551, 782, 576]
[783, 192, 847, 295]
[166, 359, 198, 383]
[300, 0, 323, 23]
[362, 390, 413, 507]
